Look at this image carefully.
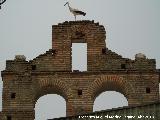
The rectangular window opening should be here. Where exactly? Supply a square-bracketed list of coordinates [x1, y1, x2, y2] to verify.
[121, 64, 126, 69]
[32, 65, 36, 70]
[78, 90, 82, 96]
[146, 87, 151, 93]
[11, 93, 16, 99]
[72, 43, 87, 71]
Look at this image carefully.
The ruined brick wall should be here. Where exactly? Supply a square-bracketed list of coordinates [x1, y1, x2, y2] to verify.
[52, 21, 156, 71]
[0, 20, 159, 120]
[1, 71, 159, 119]
[52, 21, 107, 71]
[26, 21, 156, 72]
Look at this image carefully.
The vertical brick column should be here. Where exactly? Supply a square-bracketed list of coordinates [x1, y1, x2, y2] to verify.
[1, 72, 35, 120]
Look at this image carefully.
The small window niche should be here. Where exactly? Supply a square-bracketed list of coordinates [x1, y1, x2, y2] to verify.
[146, 87, 151, 93]
[11, 93, 16, 99]
[78, 90, 82, 96]
[31, 65, 36, 70]
[121, 64, 126, 69]
[102, 48, 106, 54]
[7, 116, 12, 120]
[52, 49, 57, 55]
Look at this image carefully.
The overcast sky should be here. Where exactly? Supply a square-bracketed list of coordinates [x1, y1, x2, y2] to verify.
[0, 0, 160, 120]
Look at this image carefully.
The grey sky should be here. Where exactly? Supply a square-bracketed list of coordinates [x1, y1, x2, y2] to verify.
[0, 0, 160, 120]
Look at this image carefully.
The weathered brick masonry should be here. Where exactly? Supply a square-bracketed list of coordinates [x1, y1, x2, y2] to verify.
[0, 112, 2, 120]
[0, 20, 159, 120]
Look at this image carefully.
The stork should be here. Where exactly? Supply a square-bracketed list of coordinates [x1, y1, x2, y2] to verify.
[0, 0, 6, 9]
[64, 2, 86, 21]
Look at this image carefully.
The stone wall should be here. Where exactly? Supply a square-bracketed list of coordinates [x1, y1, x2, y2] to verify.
[50, 102, 160, 120]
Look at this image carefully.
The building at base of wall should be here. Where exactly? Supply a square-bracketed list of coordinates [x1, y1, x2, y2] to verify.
[50, 102, 160, 120]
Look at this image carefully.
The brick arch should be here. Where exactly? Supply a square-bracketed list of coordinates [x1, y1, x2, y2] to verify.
[34, 77, 71, 105]
[87, 75, 135, 102]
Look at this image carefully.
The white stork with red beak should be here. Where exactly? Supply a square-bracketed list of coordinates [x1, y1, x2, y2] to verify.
[64, 2, 86, 21]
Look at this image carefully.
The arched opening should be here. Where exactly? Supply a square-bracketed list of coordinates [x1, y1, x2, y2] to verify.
[35, 94, 66, 120]
[93, 91, 128, 112]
